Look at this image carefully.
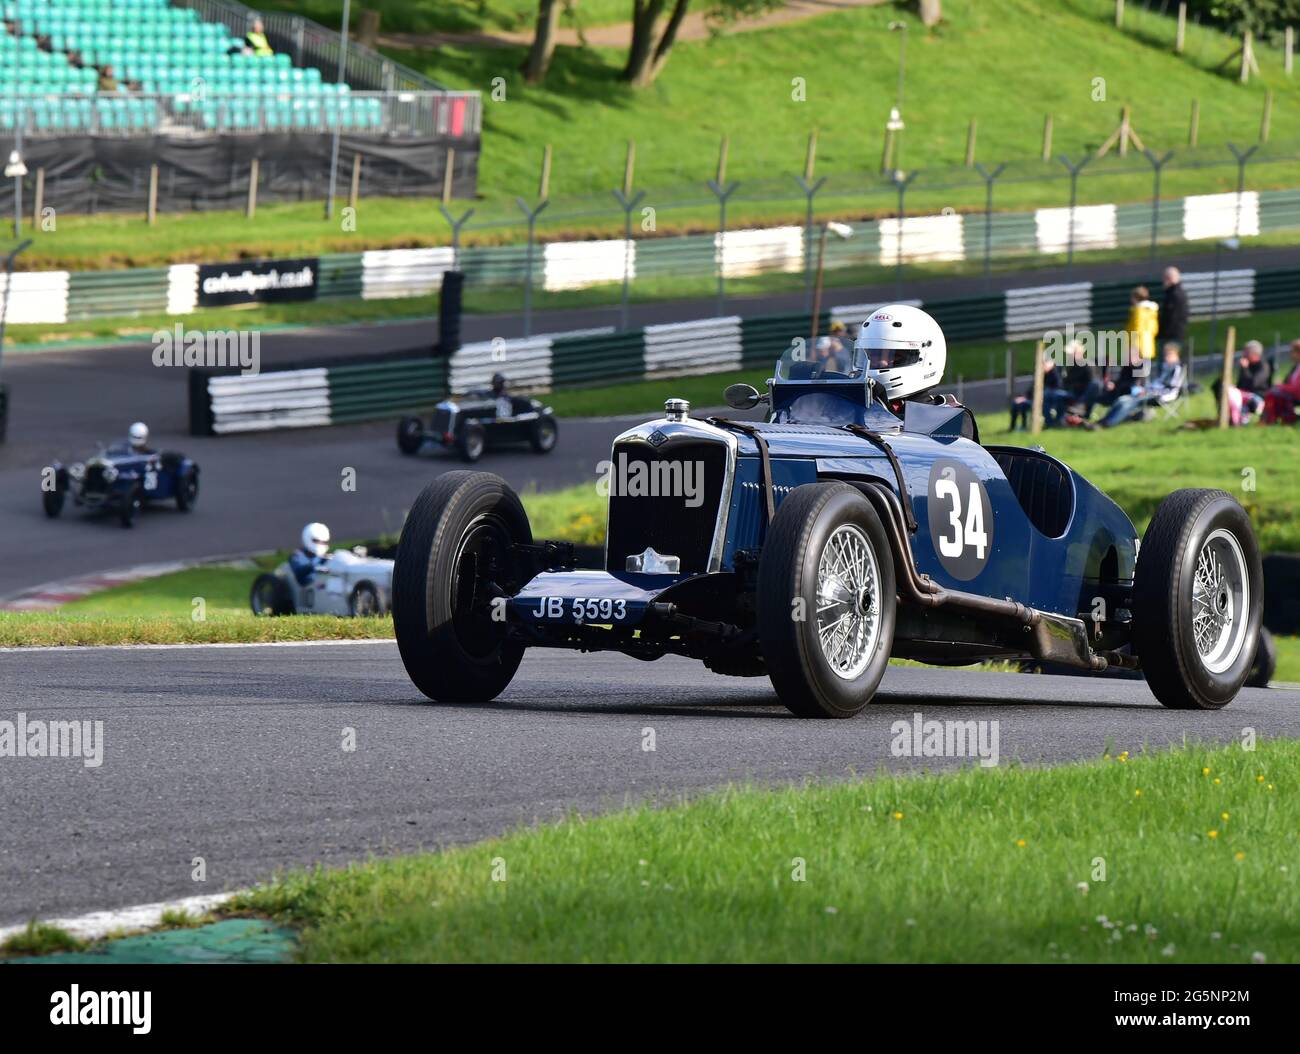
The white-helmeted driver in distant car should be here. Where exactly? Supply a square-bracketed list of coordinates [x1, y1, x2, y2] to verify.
[289, 522, 331, 586]
[853, 304, 948, 411]
[128, 421, 153, 454]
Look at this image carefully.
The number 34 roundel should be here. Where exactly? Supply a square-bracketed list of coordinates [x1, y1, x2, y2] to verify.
[926, 459, 993, 581]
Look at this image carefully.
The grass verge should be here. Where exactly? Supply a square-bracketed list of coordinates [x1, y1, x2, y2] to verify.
[230, 740, 1300, 963]
[0, 922, 86, 957]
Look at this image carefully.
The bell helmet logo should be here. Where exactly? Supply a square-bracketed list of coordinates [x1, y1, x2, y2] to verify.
[872, 313, 892, 321]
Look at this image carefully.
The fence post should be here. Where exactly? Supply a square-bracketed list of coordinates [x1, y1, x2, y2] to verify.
[1287, 26, 1294, 75]
[795, 130, 826, 310]
[147, 163, 158, 226]
[1041, 114, 1053, 162]
[1176, 2, 1186, 53]
[247, 157, 259, 218]
[1058, 153, 1091, 273]
[1260, 90, 1272, 143]
[32, 167, 43, 228]
[1115, 0, 1124, 29]
[1143, 148, 1173, 260]
[890, 169, 920, 299]
[349, 152, 362, 211]
[964, 117, 977, 167]
[706, 136, 740, 318]
[1227, 141, 1258, 237]
[1030, 340, 1045, 435]
[611, 140, 645, 332]
[974, 161, 1005, 284]
[516, 147, 551, 338]
[1218, 326, 1236, 428]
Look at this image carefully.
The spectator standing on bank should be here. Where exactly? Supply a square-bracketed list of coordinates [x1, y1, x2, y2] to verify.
[1158, 266, 1189, 354]
[1126, 285, 1160, 375]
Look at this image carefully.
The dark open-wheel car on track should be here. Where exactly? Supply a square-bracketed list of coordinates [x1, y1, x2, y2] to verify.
[396, 391, 558, 463]
[391, 306, 1264, 718]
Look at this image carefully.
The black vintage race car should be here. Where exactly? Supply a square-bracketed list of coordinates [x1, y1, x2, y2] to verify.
[397, 391, 558, 462]
[43, 444, 200, 527]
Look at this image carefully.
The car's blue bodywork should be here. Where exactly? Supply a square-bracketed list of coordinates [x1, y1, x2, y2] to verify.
[507, 370, 1140, 670]
[48, 443, 199, 520]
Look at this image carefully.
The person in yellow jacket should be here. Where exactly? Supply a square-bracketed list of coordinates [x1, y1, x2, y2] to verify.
[244, 18, 274, 57]
[1127, 285, 1160, 371]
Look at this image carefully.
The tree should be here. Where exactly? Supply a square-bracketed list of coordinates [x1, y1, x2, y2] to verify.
[623, 0, 782, 87]
[523, 0, 563, 84]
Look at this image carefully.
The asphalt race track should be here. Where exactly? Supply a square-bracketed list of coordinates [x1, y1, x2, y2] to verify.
[2, 641, 1296, 926]
[0, 331, 633, 598]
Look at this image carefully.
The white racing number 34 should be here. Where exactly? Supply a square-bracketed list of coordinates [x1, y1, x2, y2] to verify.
[934, 477, 989, 560]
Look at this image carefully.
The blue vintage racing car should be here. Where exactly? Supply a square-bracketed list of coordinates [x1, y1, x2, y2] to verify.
[44, 436, 200, 528]
[392, 305, 1263, 717]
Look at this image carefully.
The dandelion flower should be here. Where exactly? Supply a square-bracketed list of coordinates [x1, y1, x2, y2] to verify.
[1016, 839, 1027, 848]
[1221, 812, 1230, 821]
[1235, 851, 1246, 862]
[1214, 778, 1222, 785]
[892, 811, 904, 821]
[1203, 767, 1212, 776]
[1162, 944, 1177, 957]
[1251, 951, 1267, 964]
[1076, 881, 1089, 895]
[1208, 830, 1219, 839]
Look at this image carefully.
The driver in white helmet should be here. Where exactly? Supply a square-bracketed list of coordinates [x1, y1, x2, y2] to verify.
[127, 421, 154, 454]
[289, 522, 332, 587]
[853, 304, 949, 411]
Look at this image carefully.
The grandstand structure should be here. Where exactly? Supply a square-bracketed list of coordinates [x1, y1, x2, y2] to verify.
[1, 0, 480, 211]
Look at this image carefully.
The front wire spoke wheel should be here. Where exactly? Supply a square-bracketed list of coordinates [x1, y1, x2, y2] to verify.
[815, 523, 879, 681]
[1191, 528, 1249, 675]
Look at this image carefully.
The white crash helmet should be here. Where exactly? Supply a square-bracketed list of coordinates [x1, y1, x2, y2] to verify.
[854, 304, 946, 401]
[301, 522, 330, 557]
[128, 421, 149, 449]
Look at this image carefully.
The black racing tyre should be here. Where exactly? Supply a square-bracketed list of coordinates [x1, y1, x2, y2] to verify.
[175, 468, 199, 511]
[42, 489, 64, 518]
[1245, 627, 1277, 689]
[757, 482, 897, 718]
[348, 580, 385, 617]
[250, 573, 295, 616]
[458, 422, 486, 462]
[1133, 489, 1263, 710]
[396, 416, 424, 456]
[119, 486, 143, 528]
[530, 414, 558, 454]
[393, 471, 531, 702]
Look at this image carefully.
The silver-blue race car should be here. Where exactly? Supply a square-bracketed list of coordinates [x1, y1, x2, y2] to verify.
[391, 306, 1263, 718]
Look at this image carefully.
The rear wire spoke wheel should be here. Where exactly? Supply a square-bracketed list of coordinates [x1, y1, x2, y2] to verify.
[1134, 489, 1263, 710]
[758, 483, 896, 718]
[393, 471, 530, 702]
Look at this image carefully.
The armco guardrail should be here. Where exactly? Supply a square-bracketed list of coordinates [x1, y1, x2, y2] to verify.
[188, 263, 1300, 436]
[14, 185, 1300, 327]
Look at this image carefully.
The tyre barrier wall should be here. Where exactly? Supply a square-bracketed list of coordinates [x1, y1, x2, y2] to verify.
[10, 186, 1300, 325]
[187, 263, 1300, 436]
